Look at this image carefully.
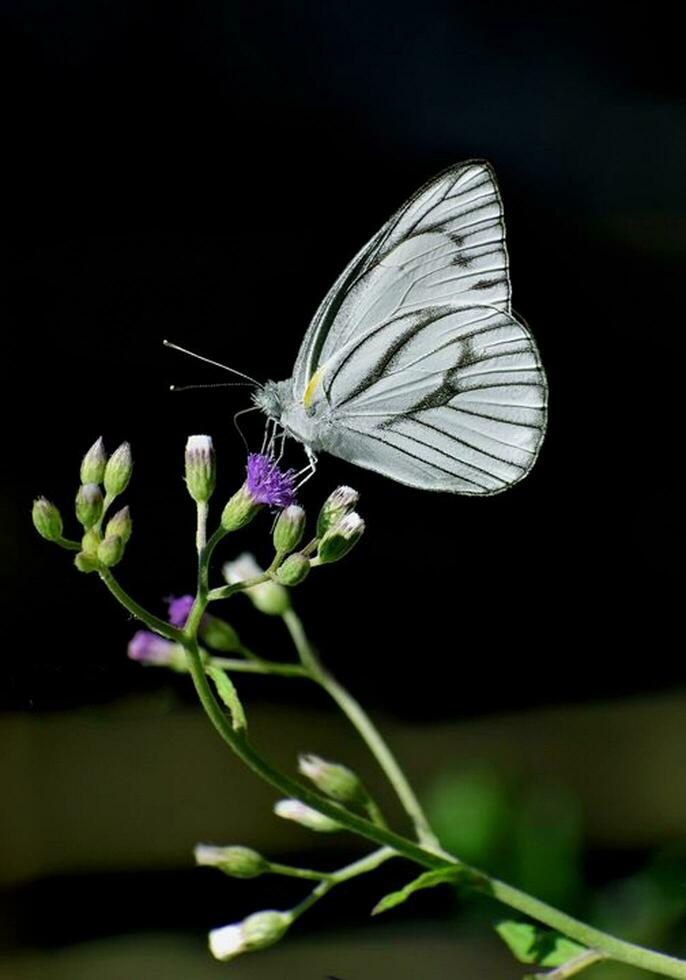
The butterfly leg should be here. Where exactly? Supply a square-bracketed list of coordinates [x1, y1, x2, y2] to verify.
[294, 446, 318, 489]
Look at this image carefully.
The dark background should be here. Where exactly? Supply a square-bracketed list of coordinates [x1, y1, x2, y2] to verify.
[2, 1, 684, 974]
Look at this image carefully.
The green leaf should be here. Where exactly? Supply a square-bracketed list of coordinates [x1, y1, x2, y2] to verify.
[372, 864, 485, 916]
[206, 665, 247, 731]
[495, 920, 587, 967]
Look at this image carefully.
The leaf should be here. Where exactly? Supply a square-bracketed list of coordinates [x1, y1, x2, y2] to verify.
[371, 864, 484, 916]
[494, 920, 587, 967]
[206, 665, 247, 731]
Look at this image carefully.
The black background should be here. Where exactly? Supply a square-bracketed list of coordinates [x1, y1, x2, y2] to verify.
[4, 1, 682, 715]
[1, 0, 684, 964]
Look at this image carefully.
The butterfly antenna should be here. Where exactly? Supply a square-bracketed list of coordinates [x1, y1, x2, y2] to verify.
[169, 382, 255, 392]
[163, 339, 262, 387]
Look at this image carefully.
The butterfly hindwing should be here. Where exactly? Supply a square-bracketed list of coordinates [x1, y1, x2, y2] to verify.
[319, 305, 547, 495]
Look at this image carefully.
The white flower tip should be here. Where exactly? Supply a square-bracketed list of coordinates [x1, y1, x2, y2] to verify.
[273, 798, 300, 821]
[186, 434, 213, 453]
[340, 512, 365, 534]
[209, 923, 244, 961]
[194, 843, 221, 866]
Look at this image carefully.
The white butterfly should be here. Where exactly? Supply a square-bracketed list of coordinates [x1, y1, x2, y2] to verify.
[251, 160, 547, 496]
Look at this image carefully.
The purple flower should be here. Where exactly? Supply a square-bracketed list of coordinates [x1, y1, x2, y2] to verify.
[167, 594, 195, 627]
[127, 630, 177, 665]
[246, 453, 296, 508]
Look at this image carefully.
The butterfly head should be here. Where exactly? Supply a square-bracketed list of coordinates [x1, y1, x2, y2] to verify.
[252, 379, 290, 422]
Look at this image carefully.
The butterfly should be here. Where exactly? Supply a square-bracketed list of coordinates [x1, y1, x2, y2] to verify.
[169, 160, 547, 495]
[251, 160, 547, 496]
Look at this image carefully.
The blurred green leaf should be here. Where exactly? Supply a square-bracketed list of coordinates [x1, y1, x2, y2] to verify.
[495, 920, 587, 966]
[512, 783, 583, 908]
[425, 765, 511, 866]
[206, 665, 247, 731]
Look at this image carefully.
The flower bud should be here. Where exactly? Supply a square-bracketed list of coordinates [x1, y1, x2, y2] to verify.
[194, 844, 268, 878]
[200, 615, 242, 653]
[80, 436, 107, 485]
[74, 551, 100, 573]
[98, 534, 125, 567]
[185, 434, 216, 504]
[316, 485, 359, 538]
[221, 485, 262, 531]
[105, 506, 132, 544]
[104, 442, 132, 497]
[273, 798, 341, 833]
[127, 631, 186, 670]
[317, 512, 365, 564]
[75, 483, 104, 529]
[223, 554, 290, 616]
[32, 497, 64, 542]
[298, 754, 367, 806]
[80, 527, 102, 556]
[273, 505, 306, 555]
[274, 553, 310, 586]
[209, 910, 291, 962]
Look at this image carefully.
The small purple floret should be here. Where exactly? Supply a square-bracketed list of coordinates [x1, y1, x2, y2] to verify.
[167, 594, 195, 627]
[128, 630, 175, 665]
[246, 453, 296, 508]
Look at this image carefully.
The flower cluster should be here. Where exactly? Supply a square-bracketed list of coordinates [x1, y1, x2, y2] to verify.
[32, 436, 133, 573]
[33, 433, 369, 967]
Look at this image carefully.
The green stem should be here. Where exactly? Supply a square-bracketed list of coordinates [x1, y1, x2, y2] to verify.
[535, 950, 604, 979]
[268, 862, 335, 882]
[209, 656, 308, 678]
[98, 568, 182, 642]
[208, 573, 271, 602]
[290, 847, 396, 920]
[56, 536, 81, 551]
[196, 501, 208, 556]
[282, 608, 441, 851]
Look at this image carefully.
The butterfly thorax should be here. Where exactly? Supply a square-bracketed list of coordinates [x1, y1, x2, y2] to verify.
[253, 379, 328, 451]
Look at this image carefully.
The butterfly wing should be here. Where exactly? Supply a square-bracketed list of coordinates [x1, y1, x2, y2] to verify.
[287, 159, 546, 494]
[318, 304, 546, 494]
[292, 160, 511, 401]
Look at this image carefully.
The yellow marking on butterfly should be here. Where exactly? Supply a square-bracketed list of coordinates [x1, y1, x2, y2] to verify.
[303, 366, 325, 408]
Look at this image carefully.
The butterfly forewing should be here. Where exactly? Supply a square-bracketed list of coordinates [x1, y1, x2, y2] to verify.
[293, 161, 510, 400]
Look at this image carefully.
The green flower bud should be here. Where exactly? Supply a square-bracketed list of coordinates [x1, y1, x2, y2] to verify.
[105, 506, 132, 544]
[273, 798, 341, 833]
[32, 497, 64, 542]
[223, 554, 290, 616]
[316, 485, 359, 538]
[298, 754, 367, 806]
[75, 483, 104, 529]
[104, 442, 132, 497]
[97, 534, 125, 567]
[81, 527, 102, 556]
[209, 910, 291, 962]
[274, 553, 310, 586]
[273, 505, 306, 555]
[221, 485, 261, 531]
[185, 434, 216, 504]
[74, 551, 100, 573]
[199, 614, 241, 653]
[194, 844, 268, 878]
[80, 436, 106, 485]
[316, 512, 365, 564]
